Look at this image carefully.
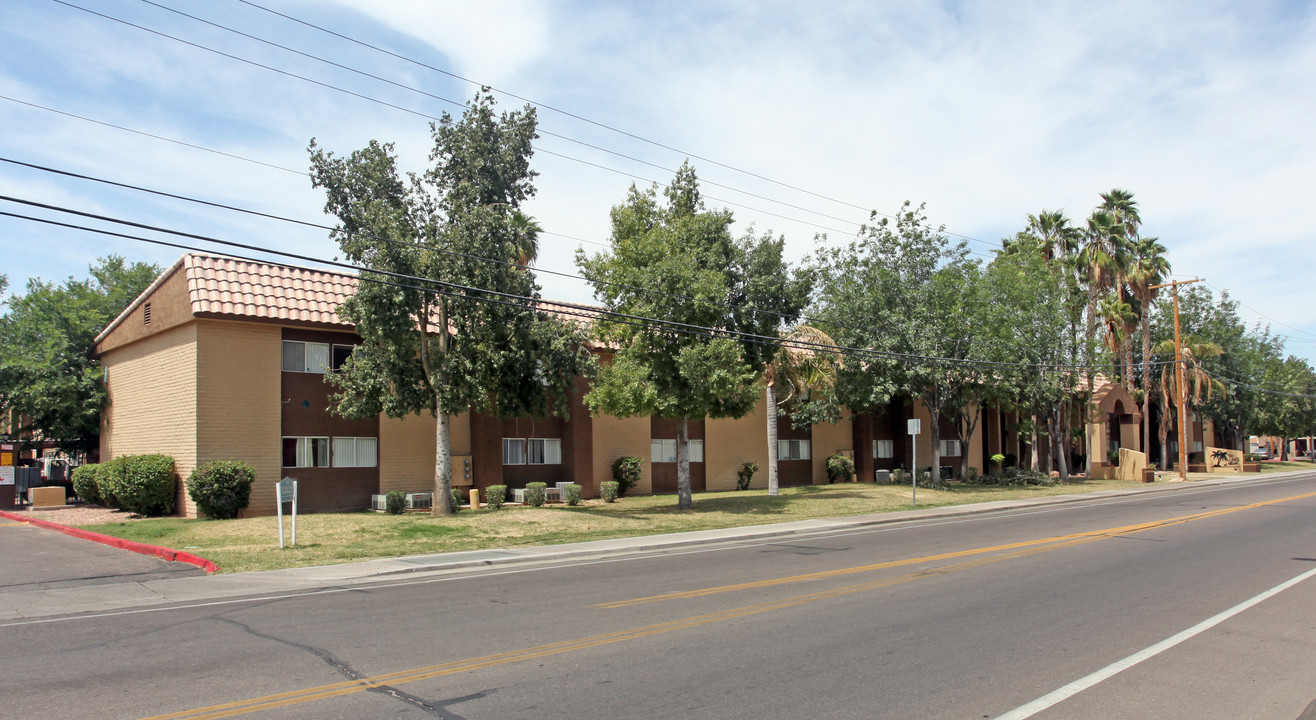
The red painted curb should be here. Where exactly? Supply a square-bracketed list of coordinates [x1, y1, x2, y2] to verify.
[0, 509, 219, 573]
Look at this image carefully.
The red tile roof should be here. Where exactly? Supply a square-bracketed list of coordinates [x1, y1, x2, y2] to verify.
[185, 254, 356, 326]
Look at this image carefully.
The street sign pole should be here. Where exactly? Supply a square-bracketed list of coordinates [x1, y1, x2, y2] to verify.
[277, 478, 298, 548]
[908, 418, 922, 506]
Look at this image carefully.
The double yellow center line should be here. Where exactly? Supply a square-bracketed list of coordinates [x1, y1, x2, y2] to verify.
[141, 490, 1316, 720]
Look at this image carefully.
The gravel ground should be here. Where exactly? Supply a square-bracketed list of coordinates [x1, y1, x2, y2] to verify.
[8, 504, 154, 526]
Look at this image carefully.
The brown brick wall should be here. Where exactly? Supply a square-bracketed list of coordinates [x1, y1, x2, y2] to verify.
[706, 395, 771, 491]
[196, 320, 282, 518]
[590, 413, 651, 494]
[378, 411, 471, 495]
[99, 322, 198, 513]
[810, 411, 853, 484]
[97, 263, 194, 354]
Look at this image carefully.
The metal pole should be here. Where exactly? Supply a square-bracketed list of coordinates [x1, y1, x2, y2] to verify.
[911, 434, 917, 506]
[1173, 285, 1189, 480]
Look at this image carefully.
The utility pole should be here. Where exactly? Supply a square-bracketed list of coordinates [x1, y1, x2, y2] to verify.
[1150, 278, 1200, 480]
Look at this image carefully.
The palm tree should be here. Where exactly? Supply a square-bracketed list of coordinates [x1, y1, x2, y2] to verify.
[1099, 189, 1142, 395]
[1098, 294, 1137, 387]
[509, 210, 541, 268]
[764, 325, 839, 496]
[1025, 210, 1083, 263]
[1126, 236, 1170, 453]
[1155, 338, 1227, 470]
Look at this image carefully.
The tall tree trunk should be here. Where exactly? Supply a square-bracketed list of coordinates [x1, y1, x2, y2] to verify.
[927, 398, 943, 489]
[1053, 407, 1070, 481]
[766, 381, 779, 496]
[1141, 317, 1152, 456]
[958, 404, 982, 481]
[676, 417, 693, 509]
[432, 411, 453, 516]
[1158, 400, 1171, 471]
[1029, 413, 1040, 472]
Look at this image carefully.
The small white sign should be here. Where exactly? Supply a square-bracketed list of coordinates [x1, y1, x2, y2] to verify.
[0, 466, 12, 485]
[276, 478, 298, 548]
[907, 418, 922, 435]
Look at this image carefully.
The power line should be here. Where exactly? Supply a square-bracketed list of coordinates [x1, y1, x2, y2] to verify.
[0, 195, 1159, 373]
[136, 0, 874, 236]
[57, 0, 999, 255]
[0, 94, 303, 175]
[1201, 279, 1316, 343]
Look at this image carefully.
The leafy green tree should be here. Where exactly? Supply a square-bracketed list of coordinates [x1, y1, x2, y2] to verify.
[1251, 355, 1316, 459]
[309, 91, 590, 515]
[0, 256, 159, 453]
[577, 162, 810, 509]
[985, 244, 1082, 478]
[812, 203, 986, 487]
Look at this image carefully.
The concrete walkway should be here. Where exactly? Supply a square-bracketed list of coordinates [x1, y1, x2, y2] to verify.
[1, 470, 1310, 624]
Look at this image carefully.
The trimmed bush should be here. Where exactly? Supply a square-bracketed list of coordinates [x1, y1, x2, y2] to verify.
[600, 481, 620, 503]
[385, 490, 407, 514]
[564, 483, 582, 506]
[112, 454, 177, 516]
[611, 456, 643, 497]
[825, 453, 854, 484]
[187, 460, 255, 519]
[736, 462, 758, 491]
[72, 463, 102, 505]
[486, 484, 507, 510]
[97, 456, 125, 509]
[451, 488, 466, 513]
[524, 482, 547, 507]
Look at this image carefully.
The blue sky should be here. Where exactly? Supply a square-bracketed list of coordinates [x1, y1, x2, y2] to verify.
[2, 0, 1314, 364]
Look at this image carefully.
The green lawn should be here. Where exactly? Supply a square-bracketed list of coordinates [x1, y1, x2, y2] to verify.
[1258, 459, 1316, 473]
[74, 479, 1153, 574]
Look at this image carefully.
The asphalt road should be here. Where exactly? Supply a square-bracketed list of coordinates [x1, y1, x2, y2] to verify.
[4, 474, 1316, 719]
[0, 517, 204, 591]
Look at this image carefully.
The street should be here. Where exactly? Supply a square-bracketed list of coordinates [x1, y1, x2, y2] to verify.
[3, 473, 1316, 719]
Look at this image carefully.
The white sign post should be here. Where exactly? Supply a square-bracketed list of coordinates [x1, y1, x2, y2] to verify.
[276, 478, 298, 548]
[907, 418, 921, 506]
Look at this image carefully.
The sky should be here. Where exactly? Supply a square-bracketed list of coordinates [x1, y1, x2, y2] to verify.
[1, 0, 1314, 365]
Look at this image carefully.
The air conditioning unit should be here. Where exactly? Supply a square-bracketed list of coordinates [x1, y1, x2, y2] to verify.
[370, 494, 390, 512]
[405, 492, 432, 509]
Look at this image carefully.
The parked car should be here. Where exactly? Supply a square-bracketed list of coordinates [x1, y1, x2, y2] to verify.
[1253, 447, 1271, 460]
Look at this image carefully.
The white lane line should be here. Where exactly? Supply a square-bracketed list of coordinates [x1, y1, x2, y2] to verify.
[996, 564, 1316, 719]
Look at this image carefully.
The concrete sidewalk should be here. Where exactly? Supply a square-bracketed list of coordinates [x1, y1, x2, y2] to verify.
[1, 471, 1308, 624]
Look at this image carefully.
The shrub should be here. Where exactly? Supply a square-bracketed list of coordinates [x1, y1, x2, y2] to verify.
[113, 454, 177, 516]
[486, 484, 507, 510]
[186, 460, 254, 519]
[97, 456, 125, 509]
[825, 453, 854, 484]
[611, 456, 643, 497]
[71, 463, 101, 505]
[525, 481, 547, 507]
[891, 468, 904, 485]
[736, 462, 758, 491]
[976, 467, 1056, 486]
[451, 488, 466, 512]
[966, 466, 980, 483]
[564, 483, 582, 506]
[385, 490, 407, 514]
[600, 481, 620, 503]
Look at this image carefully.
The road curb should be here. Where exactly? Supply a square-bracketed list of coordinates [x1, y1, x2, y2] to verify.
[0, 509, 218, 573]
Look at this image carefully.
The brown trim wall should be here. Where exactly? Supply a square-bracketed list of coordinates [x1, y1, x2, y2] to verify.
[280, 328, 378, 512]
[650, 418, 706, 494]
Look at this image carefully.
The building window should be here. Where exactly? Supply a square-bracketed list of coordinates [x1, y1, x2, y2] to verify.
[331, 345, 354, 372]
[332, 437, 378, 468]
[503, 438, 526, 465]
[1193, 440, 1204, 453]
[873, 439, 894, 459]
[776, 439, 811, 461]
[940, 440, 960, 456]
[282, 341, 331, 373]
[1168, 440, 1179, 453]
[651, 439, 704, 463]
[282, 436, 329, 467]
[503, 438, 563, 465]
[527, 438, 562, 464]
